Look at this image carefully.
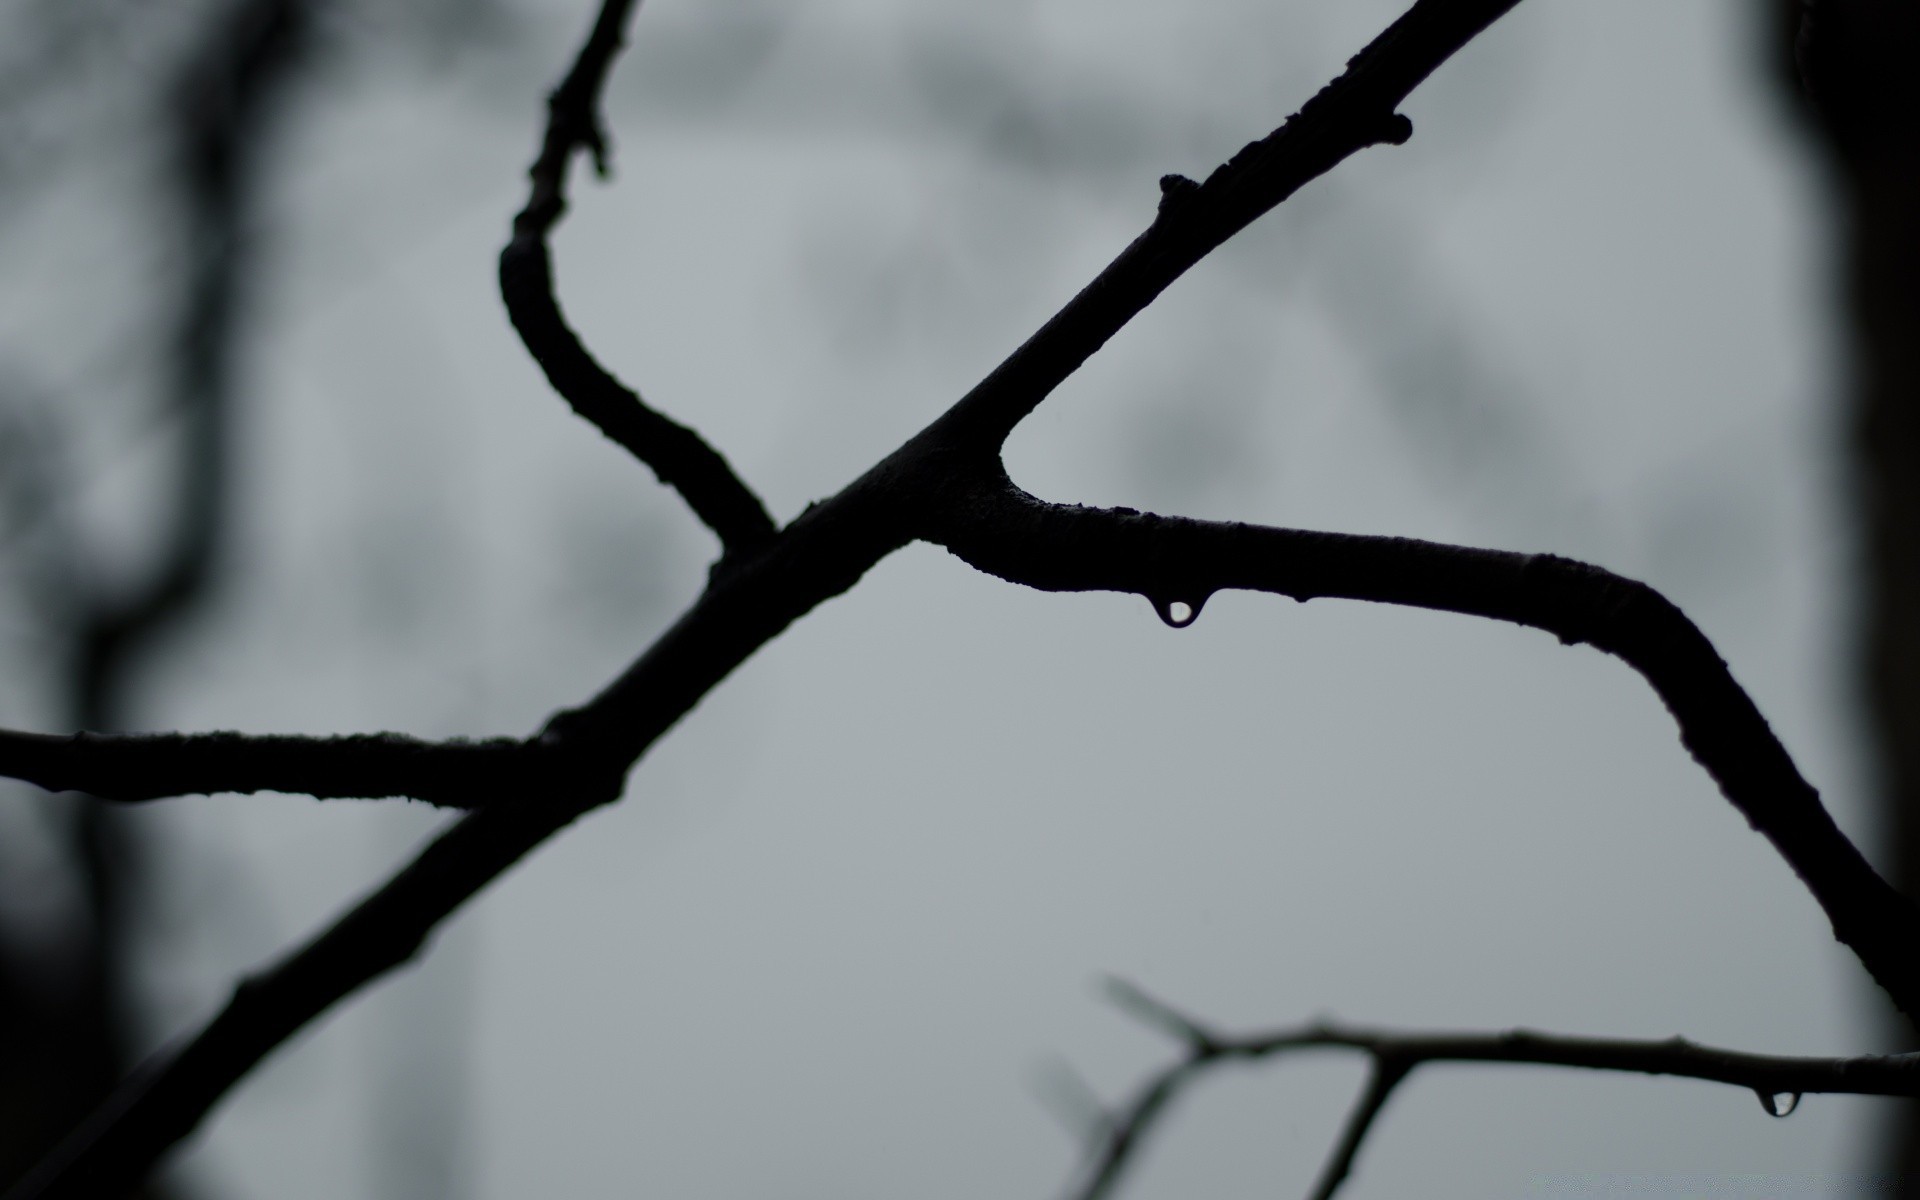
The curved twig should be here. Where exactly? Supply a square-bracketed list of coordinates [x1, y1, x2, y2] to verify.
[498, 0, 776, 553]
[1068, 980, 1920, 1200]
[0, 728, 555, 808]
[923, 471, 1920, 1019]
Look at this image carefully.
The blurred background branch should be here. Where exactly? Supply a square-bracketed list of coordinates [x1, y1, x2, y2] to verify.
[1772, 0, 1920, 1185]
[0, 1, 492, 1194]
[2, 2, 311, 1193]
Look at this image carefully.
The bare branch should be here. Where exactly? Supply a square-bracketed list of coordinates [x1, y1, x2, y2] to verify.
[1065, 986, 1920, 1200]
[21, 0, 1910, 1190]
[1068, 1058, 1211, 1200]
[7, 4, 1552, 1192]
[926, 473, 1920, 1019]
[1306, 1058, 1409, 1200]
[922, 0, 1523, 456]
[1, 787, 614, 1200]
[1103, 976, 1221, 1052]
[498, 0, 776, 553]
[0, 728, 554, 808]
[0, 465, 913, 1199]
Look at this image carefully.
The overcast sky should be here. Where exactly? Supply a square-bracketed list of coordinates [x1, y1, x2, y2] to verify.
[2, 1, 1891, 1197]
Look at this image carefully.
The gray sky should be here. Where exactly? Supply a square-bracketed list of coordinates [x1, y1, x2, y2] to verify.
[3, 0, 1887, 1196]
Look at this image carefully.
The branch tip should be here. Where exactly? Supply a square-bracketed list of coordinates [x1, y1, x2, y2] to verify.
[1103, 977, 1218, 1052]
[1033, 1058, 1114, 1146]
[501, 0, 776, 552]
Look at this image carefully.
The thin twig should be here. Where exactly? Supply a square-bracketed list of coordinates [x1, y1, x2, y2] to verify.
[497, 0, 776, 553]
[1104, 976, 1222, 1051]
[1305, 1059, 1408, 1200]
[1032, 1058, 1115, 1147]
[1064, 984, 1920, 1200]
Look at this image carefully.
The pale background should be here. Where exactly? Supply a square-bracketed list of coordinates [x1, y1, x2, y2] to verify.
[0, 0, 1883, 1196]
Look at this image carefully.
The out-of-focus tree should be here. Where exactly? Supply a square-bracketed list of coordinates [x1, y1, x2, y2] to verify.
[0, 3, 308, 1190]
[1772, 0, 1920, 1185]
[0, 1, 499, 1192]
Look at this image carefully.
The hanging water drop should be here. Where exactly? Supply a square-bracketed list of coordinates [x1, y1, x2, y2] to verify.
[1755, 1090, 1800, 1118]
[1150, 596, 1205, 629]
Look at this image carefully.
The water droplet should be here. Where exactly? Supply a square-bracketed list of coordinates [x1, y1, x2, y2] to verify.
[1755, 1090, 1800, 1118]
[1151, 596, 1206, 629]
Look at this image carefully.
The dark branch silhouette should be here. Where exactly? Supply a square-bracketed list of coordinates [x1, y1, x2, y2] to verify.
[1305, 1059, 1407, 1200]
[5, 0, 1918, 1195]
[921, 471, 1920, 1018]
[1064, 980, 1920, 1200]
[921, 1, 1518, 455]
[0, 729, 548, 808]
[498, 0, 776, 554]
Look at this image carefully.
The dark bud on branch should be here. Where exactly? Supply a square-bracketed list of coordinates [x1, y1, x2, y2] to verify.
[1156, 173, 1201, 215]
[1372, 112, 1415, 146]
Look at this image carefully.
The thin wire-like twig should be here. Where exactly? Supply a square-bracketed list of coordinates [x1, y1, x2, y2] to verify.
[1065, 981, 1920, 1200]
[497, 0, 776, 553]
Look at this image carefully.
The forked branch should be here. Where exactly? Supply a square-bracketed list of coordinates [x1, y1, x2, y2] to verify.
[1064, 980, 1920, 1200]
[9, 0, 1918, 1196]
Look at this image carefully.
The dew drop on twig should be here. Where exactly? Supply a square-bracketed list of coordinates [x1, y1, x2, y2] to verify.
[1150, 596, 1205, 629]
[1755, 1090, 1800, 1118]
